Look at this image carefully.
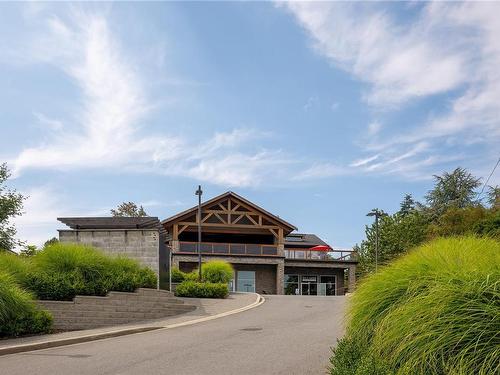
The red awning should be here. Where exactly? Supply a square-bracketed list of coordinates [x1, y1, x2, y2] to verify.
[308, 245, 332, 252]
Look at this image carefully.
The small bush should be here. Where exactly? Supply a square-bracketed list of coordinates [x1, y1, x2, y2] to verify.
[170, 267, 187, 283]
[0, 271, 52, 337]
[175, 281, 229, 298]
[331, 236, 500, 375]
[201, 260, 233, 283]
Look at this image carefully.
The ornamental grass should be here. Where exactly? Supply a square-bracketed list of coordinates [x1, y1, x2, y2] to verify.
[330, 236, 500, 375]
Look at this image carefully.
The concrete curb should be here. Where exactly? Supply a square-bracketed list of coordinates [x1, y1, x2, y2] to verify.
[0, 293, 264, 356]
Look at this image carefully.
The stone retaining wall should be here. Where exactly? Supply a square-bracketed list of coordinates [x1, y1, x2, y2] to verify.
[37, 288, 196, 331]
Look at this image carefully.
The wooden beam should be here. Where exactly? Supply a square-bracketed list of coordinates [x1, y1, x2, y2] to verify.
[246, 214, 259, 226]
[177, 222, 281, 230]
[202, 212, 214, 223]
[178, 225, 189, 236]
[214, 212, 227, 224]
[173, 224, 179, 241]
[232, 214, 244, 224]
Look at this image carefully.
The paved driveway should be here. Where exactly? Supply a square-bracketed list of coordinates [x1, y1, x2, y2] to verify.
[0, 295, 347, 375]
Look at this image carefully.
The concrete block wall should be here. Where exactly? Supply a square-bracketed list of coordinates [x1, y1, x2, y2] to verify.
[37, 288, 196, 331]
[59, 229, 159, 280]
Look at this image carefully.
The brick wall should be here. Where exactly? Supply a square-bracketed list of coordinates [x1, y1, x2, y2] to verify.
[37, 288, 196, 330]
[59, 229, 159, 281]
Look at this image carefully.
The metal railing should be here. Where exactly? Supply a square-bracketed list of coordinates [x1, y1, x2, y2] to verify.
[178, 241, 278, 256]
[285, 248, 357, 261]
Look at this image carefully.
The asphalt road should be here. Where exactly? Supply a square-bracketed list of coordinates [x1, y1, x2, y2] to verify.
[1, 295, 346, 375]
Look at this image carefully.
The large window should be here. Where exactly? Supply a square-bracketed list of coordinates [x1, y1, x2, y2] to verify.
[284, 275, 299, 295]
[236, 271, 255, 292]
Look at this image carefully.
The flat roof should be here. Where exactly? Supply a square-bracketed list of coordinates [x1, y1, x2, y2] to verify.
[58, 217, 161, 230]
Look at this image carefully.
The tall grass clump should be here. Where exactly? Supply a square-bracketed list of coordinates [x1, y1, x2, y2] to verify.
[25, 243, 157, 300]
[0, 271, 52, 337]
[201, 260, 233, 283]
[330, 236, 500, 375]
[0, 252, 31, 284]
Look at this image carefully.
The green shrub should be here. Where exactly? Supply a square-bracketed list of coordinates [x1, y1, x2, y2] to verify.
[170, 267, 186, 283]
[175, 281, 229, 298]
[331, 236, 500, 375]
[0, 271, 52, 337]
[201, 260, 233, 283]
[0, 252, 31, 284]
[26, 243, 157, 300]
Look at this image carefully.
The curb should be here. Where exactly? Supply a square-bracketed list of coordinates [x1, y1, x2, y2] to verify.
[0, 293, 264, 356]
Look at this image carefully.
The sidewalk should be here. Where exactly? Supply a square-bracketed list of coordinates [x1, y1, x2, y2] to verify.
[0, 292, 262, 356]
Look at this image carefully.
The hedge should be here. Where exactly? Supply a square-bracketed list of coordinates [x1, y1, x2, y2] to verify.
[330, 236, 500, 375]
[175, 281, 229, 298]
[0, 271, 52, 337]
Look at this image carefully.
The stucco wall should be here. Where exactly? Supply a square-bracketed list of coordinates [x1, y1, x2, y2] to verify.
[59, 229, 159, 281]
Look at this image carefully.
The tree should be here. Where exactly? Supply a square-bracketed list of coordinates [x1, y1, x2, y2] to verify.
[20, 244, 38, 257]
[43, 237, 59, 248]
[110, 202, 148, 217]
[486, 185, 500, 210]
[357, 209, 428, 275]
[425, 167, 481, 216]
[0, 163, 26, 251]
[399, 194, 416, 217]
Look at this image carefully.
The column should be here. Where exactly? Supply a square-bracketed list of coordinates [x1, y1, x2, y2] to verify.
[348, 266, 356, 293]
[276, 260, 285, 295]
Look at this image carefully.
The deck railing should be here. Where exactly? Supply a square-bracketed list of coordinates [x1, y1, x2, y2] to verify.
[178, 241, 278, 256]
[285, 248, 357, 261]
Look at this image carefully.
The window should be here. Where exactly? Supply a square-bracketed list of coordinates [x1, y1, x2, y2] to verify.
[236, 271, 255, 292]
[284, 274, 299, 295]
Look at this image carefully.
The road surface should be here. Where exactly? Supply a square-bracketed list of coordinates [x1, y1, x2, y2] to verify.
[0, 295, 346, 375]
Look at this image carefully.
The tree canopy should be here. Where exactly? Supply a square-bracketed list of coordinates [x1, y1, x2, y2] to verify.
[0, 163, 25, 251]
[357, 167, 499, 276]
[110, 202, 148, 217]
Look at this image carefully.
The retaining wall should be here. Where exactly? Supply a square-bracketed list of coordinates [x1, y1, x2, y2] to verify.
[37, 288, 196, 331]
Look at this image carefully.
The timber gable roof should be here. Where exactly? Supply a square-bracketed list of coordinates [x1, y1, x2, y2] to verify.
[161, 191, 297, 232]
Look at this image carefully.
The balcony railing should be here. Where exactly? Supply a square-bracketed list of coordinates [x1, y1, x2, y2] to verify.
[285, 248, 356, 261]
[178, 241, 278, 256]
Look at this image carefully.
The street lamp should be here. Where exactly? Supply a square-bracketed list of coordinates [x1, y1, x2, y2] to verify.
[366, 208, 387, 272]
[195, 185, 203, 281]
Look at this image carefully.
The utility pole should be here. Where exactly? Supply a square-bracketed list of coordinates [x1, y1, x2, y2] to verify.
[366, 208, 386, 272]
[195, 185, 203, 281]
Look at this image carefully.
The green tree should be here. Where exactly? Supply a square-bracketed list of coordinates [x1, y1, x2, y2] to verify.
[20, 244, 38, 257]
[399, 194, 416, 217]
[357, 209, 428, 275]
[486, 185, 500, 210]
[426, 206, 488, 238]
[0, 163, 26, 251]
[110, 202, 148, 217]
[425, 167, 481, 216]
[43, 237, 59, 248]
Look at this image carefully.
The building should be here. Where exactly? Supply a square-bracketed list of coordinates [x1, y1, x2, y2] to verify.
[58, 191, 357, 296]
[162, 191, 357, 295]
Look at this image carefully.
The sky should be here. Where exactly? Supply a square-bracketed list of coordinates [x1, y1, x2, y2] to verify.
[1, 2, 499, 249]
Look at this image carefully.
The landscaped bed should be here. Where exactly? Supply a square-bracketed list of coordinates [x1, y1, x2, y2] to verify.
[172, 260, 232, 298]
[330, 236, 500, 375]
[0, 243, 157, 337]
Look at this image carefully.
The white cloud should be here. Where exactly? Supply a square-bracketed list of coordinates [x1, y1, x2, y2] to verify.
[283, 2, 500, 179]
[4, 8, 296, 188]
[292, 162, 348, 181]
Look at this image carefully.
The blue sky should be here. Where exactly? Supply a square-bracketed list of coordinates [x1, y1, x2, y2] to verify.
[1, 2, 499, 248]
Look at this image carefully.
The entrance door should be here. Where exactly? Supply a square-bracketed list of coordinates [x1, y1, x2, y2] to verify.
[320, 276, 336, 296]
[301, 282, 318, 296]
[236, 271, 255, 292]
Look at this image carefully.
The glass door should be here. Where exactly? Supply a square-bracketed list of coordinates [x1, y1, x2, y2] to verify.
[236, 271, 255, 292]
[320, 276, 336, 296]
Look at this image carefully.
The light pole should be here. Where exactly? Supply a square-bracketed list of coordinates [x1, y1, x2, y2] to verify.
[195, 185, 203, 281]
[366, 209, 386, 272]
